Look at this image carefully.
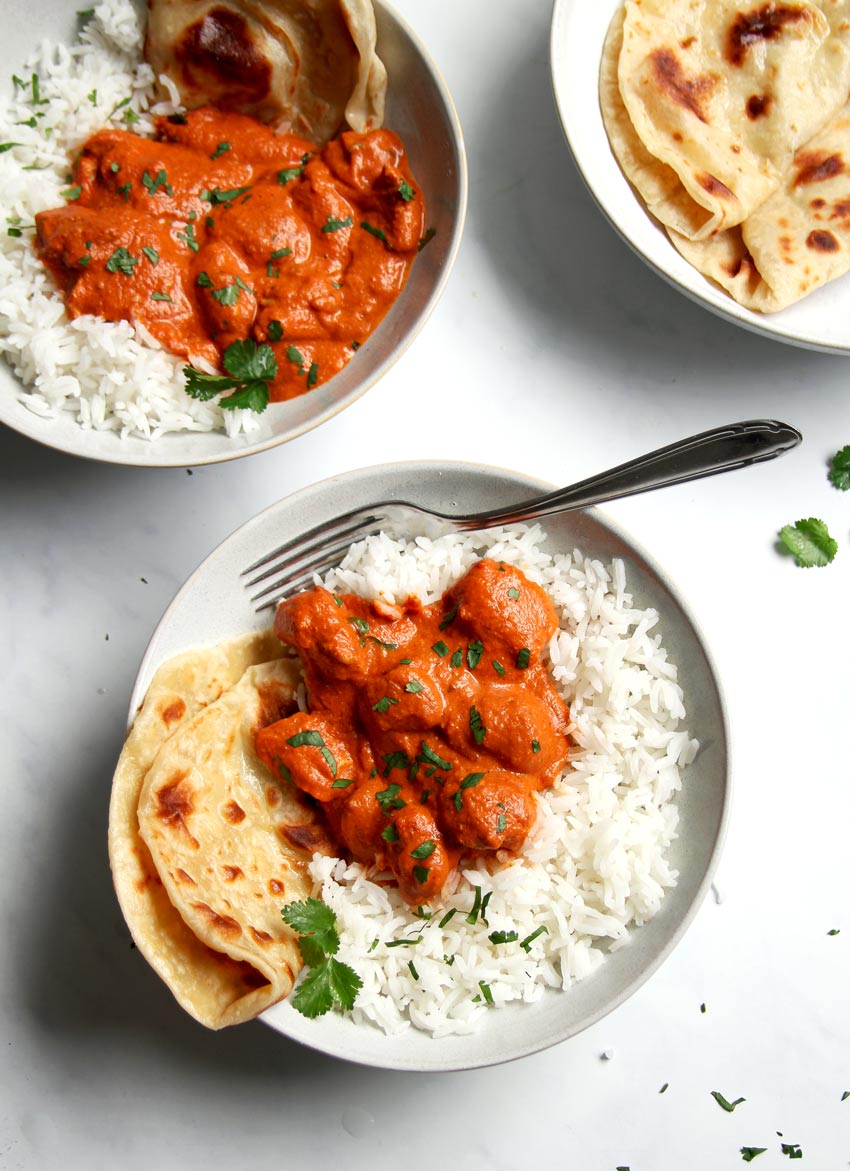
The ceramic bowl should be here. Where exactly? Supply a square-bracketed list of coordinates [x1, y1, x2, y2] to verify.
[129, 460, 730, 1071]
[0, 0, 467, 466]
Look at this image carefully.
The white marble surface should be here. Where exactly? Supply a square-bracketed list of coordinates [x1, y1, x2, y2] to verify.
[3, 1, 850, 1167]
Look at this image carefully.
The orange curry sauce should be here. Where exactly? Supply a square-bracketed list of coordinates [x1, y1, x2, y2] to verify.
[255, 559, 571, 905]
[35, 107, 426, 401]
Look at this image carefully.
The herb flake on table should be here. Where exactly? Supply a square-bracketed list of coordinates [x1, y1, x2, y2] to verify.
[779, 518, 837, 567]
[780, 1143, 802, 1159]
[281, 898, 362, 1019]
[740, 1148, 767, 1162]
[711, 1090, 746, 1112]
[828, 444, 850, 490]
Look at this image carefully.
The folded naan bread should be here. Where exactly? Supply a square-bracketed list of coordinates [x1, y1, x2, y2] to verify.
[108, 632, 333, 1028]
[607, 0, 850, 240]
[668, 100, 850, 310]
[145, 0, 387, 143]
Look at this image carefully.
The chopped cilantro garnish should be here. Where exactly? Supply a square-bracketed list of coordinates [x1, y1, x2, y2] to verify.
[142, 168, 172, 196]
[780, 1144, 802, 1159]
[372, 695, 398, 713]
[267, 319, 284, 342]
[271, 247, 292, 259]
[116, 181, 131, 200]
[492, 660, 506, 676]
[740, 1149, 767, 1162]
[432, 640, 449, 658]
[439, 602, 458, 630]
[150, 291, 171, 302]
[520, 925, 549, 952]
[141, 246, 159, 265]
[828, 444, 850, 490]
[453, 772, 484, 811]
[438, 908, 457, 929]
[322, 214, 353, 233]
[488, 930, 518, 945]
[306, 362, 319, 389]
[286, 728, 337, 775]
[200, 185, 251, 204]
[210, 141, 231, 160]
[105, 247, 138, 275]
[381, 823, 400, 844]
[375, 783, 406, 813]
[196, 272, 214, 288]
[398, 179, 415, 202]
[412, 865, 430, 885]
[405, 679, 425, 694]
[418, 227, 436, 251]
[0, 142, 24, 154]
[286, 344, 306, 374]
[467, 640, 483, 670]
[281, 898, 361, 1019]
[469, 706, 486, 745]
[478, 980, 494, 1005]
[60, 185, 82, 201]
[410, 840, 436, 860]
[211, 284, 240, 306]
[516, 647, 531, 669]
[361, 220, 390, 246]
[419, 742, 452, 771]
[779, 517, 837, 567]
[176, 221, 199, 252]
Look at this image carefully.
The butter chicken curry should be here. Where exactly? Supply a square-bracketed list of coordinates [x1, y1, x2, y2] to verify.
[255, 559, 570, 904]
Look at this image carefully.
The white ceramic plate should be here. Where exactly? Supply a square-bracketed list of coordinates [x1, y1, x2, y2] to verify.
[550, 0, 850, 355]
[0, 0, 467, 467]
[129, 461, 730, 1071]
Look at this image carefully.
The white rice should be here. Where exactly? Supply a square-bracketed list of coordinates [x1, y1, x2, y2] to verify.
[0, 0, 260, 439]
[302, 525, 699, 1037]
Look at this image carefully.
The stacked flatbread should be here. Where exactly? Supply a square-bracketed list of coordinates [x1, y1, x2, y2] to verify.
[600, 0, 850, 311]
[108, 631, 333, 1028]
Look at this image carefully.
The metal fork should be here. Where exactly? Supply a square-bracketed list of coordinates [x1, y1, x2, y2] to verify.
[243, 418, 801, 610]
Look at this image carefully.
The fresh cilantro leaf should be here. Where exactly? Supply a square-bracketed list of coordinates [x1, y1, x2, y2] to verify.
[779, 518, 837, 568]
[469, 705, 486, 744]
[212, 284, 240, 306]
[210, 141, 231, 160]
[290, 963, 335, 1017]
[267, 319, 283, 342]
[222, 338, 277, 383]
[281, 898, 339, 954]
[410, 840, 436, 860]
[60, 185, 82, 201]
[828, 444, 850, 490]
[453, 771, 485, 811]
[398, 179, 415, 202]
[219, 381, 269, 412]
[0, 143, 24, 154]
[322, 214, 353, 233]
[780, 1144, 802, 1159]
[141, 246, 159, 265]
[281, 899, 362, 1019]
[150, 291, 171, 302]
[740, 1150, 767, 1163]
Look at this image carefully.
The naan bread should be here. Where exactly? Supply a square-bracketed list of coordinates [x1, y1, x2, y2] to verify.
[668, 101, 850, 310]
[145, 0, 387, 143]
[610, 0, 850, 239]
[108, 631, 332, 1028]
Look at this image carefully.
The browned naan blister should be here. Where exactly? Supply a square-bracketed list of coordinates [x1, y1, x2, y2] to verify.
[145, 0, 387, 143]
[108, 631, 334, 1028]
[605, 0, 850, 240]
[669, 104, 850, 310]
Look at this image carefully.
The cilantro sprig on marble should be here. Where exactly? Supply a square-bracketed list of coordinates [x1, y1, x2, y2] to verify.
[281, 898, 362, 1019]
[182, 339, 276, 413]
[829, 444, 850, 490]
[779, 517, 838, 568]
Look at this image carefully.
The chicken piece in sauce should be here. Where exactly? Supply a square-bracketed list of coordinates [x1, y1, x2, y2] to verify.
[255, 559, 570, 905]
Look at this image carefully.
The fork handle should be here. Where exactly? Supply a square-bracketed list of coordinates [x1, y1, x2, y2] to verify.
[461, 419, 802, 527]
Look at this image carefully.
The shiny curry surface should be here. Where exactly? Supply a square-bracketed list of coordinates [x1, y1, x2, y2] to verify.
[255, 559, 571, 904]
[36, 107, 425, 401]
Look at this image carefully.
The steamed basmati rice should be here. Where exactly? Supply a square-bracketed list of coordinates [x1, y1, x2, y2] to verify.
[0, 0, 259, 439]
[301, 525, 698, 1037]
